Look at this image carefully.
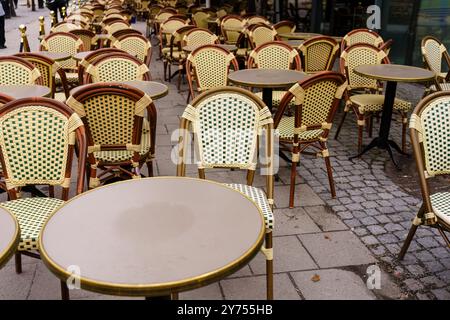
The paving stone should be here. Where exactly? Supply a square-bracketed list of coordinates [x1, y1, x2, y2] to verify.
[367, 225, 387, 235]
[298, 231, 375, 268]
[403, 279, 424, 292]
[221, 273, 301, 300]
[0, 264, 36, 299]
[405, 265, 425, 276]
[416, 237, 442, 249]
[274, 184, 325, 208]
[360, 216, 377, 225]
[249, 236, 317, 274]
[273, 207, 321, 236]
[431, 289, 450, 300]
[290, 269, 375, 300]
[436, 270, 450, 282]
[361, 235, 379, 246]
[304, 206, 348, 232]
[420, 276, 446, 288]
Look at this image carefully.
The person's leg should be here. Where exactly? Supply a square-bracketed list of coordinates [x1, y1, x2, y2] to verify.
[0, 16, 5, 48]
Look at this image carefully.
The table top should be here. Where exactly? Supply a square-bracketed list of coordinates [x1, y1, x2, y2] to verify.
[0, 84, 51, 99]
[34, 51, 72, 62]
[70, 81, 169, 100]
[39, 177, 265, 296]
[278, 32, 322, 40]
[0, 207, 20, 269]
[284, 40, 304, 47]
[354, 64, 436, 83]
[228, 69, 309, 88]
[182, 44, 237, 53]
[73, 51, 94, 61]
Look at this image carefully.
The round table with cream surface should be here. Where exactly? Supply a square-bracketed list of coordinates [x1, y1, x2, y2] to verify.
[39, 177, 265, 299]
[0, 207, 20, 269]
[352, 64, 436, 166]
[0, 84, 51, 99]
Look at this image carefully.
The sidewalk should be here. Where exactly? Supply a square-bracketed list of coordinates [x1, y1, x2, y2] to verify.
[0, 14, 448, 300]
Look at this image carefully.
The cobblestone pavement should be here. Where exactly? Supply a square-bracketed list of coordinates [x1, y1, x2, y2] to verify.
[0, 9, 449, 300]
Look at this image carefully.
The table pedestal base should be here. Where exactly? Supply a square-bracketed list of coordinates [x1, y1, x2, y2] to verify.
[349, 137, 408, 168]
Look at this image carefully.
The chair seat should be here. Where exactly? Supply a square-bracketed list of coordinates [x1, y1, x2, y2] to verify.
[0, 197, 65, 251]
[431, 192, 450, 225]
[236, 48, 249, 57]
[94, 119, 151, 163]
[54, 92, 67, 102]
[277, 116, 324, 140]
[255, 90, 294, 107]
[226, 183, 274, 230]
[430, 83, 450, 91]
[350, 94, 412, 113]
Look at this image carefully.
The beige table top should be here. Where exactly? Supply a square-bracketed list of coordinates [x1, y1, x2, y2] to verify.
[284, 40, 304, 47]
[39, 177, 265, 297]
[354, 64, 436, 83]
[70, 81, 169, 100]
[34, 51, 72, 61]
[0, 207, 20, 269]
[182, 44, 237, 53]
[278, 32, 322, 40]
[0, 84, 51, 99]
[228, 69, 309, 88]
[73, 50, 95, 61]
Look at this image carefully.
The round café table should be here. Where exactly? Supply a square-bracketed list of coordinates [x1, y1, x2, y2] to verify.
[228, 69, 309, 110]
[0, 207, 20, 269]
[352, 64, 435, 166]
[34, 51, 72, 62]
[70, 81, 169, 100]
[39, 177, 265, 299]
[278, 32, 322, 40]
[284, 40, 304, 48]
[182, 44, 237, 53]
[0, 84, 51, 99]
[73, 51, 95, 61]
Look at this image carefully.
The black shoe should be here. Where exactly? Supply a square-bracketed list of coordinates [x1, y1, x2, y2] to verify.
[0, 45, 6, 49]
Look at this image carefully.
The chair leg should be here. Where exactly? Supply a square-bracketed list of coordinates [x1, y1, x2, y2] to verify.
[401, 114, 407, 153]
[368, 115, 373, 138]
[163, 61, 167, 81]
[334, 110, 347, 140]
[146, 160, 154, 177]
[357, 117, 365, 155]
[289, 155, 298, 208]
[15, 252, 22, 274]
[246, 169, 255, 185]
[398, 205, 424, 260]
[323, 151, 336, 198]
[60, 280, 70, 300]
[265, 231, 273, 300]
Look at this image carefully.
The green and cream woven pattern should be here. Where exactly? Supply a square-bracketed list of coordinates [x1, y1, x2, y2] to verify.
[249, 45, 298, 70]
[0, 197, 64, 251]
[430, 192, 450, 225]
[277, 117, 324, 140]
[350, 94, 411, 114]
[0, 62, 41, 85]
[422, 38, 446, 76]
[41, 35, 83, 70]
[226, 183, 274, 229]
[301, 41, 337, 73]
[249, 26, 277, 48]
[184, 29, 218, 46]
[113, 36, 151, 64]
[343, 30, 383, 47]
[86, 58, 149, 82]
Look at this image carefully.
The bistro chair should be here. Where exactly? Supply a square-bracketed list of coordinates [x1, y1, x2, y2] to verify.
[50, 22, 83, 33]
[110, 28, 142, 43]
[66, 83, 156, 186]
[341, 28, 393, 54]
[399, 91, 450, 259]
[15, 52, 69, 101]
[182, 27, 219, 47]
[84, 53, 151, 83]
[77, 48, 125, 84]
[220, 15, 244, 45]
[247, 24, 279, 49]
[152, 9, 176, 36]
[159, 17, 190, 59]
[0, 56, 42, 85]
[273, 20, 296, 35]
[112, 33, 152, 66]
[40, 32, 84, 88]
[191, 10, 210, 29]
[334, 44, 411, 153]
[0, 98, 86, 286]
[70, 29, 97, 51]
[146, 4, 164, 37]
[244, 15, 271, 26]
[275, 72, 346, 207]
[298, 36, 339, 74]
[186, 45, 239, 100]
[248, 41, 301, 107]
[104, 20, 131, 35]
[421, 36, 450, 94]
[177, 86, 275, 300]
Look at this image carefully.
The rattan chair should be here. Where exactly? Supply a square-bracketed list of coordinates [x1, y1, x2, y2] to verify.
[84, 52, 151, 83]
[182, 27, 219, 47]
[186, 45, 239, 100]
[273, 20, 296, 35]
[104, 20, 131, 35]
[275, 72, 346, 207]
[334, 44, 411, 153]
[152, 9, 176, 37]
[421, 36, 450, 94]
[341, 28, 393, 54]
[399, 91, 450, 259]
[159, 17, 190, 59]
[247, 24, 279, 49]
[50, 22, 83, 33]
[0, 94, 14, 193]
[177, 86, 275, 300]
[248, 41, 301, 107]
[110, 28, 142, 43]
[77, 48, 125, 84]
[0, 56, 43, 85]
[40, 32, 84, 87]
[298, 36, 339, 74]
[112, 33, 152, 66]
[244, 15, 271, 26]
[0, 97, 86, 282]
[66, 83, 157, 186]
[220, 15, 244, 45]
[15, 52, 69, 101]
[191, 10, 210, 29]
[70, 29, 96, 51]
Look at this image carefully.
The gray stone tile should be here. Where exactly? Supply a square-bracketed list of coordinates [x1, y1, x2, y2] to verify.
[221, 273, 301, 300]
[305, 206, 348, 232]
[0, 264, 36, 299]
[249, 236, 317, 274]
[298, 231, 376, 268]
[273, 207, 321, 236]
[291, 269, 376, 300]
[274, 184, 325, 209]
